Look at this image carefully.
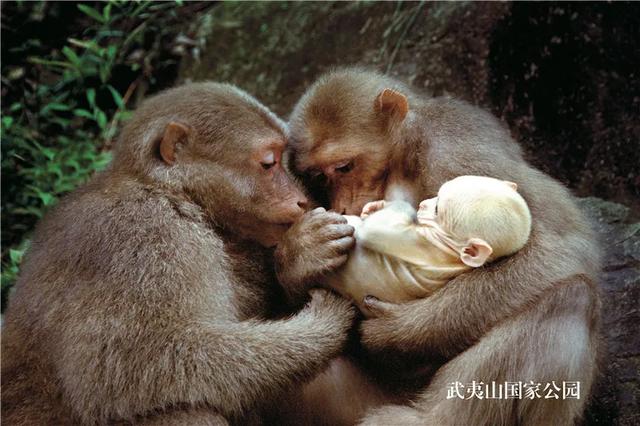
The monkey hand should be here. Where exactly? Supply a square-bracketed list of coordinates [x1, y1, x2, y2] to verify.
[305, 289, 357, 332]
[275, 207, 355, 306]
[359, 296, 410, 354]
[360, 200, 386, 218]
[291, 289, 357, 356]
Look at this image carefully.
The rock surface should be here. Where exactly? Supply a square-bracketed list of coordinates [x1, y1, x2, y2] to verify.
[578, 198, 639, 426]
[178, 2, 639, 424]
[179, 1, 639, 211]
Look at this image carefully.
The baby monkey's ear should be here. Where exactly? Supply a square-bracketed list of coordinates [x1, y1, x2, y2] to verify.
[159, 122, 191, 165]
[460, 238, 493, 268]
[504, 180, 518, 191]
[374, 88, 409, 122]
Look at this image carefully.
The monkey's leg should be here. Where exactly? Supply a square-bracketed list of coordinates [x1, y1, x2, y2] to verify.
[270, 357, 392, 426]
[361, 276, 598, 426]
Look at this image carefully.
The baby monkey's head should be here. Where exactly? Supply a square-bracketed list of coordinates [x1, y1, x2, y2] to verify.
[417, 176, 532, 267]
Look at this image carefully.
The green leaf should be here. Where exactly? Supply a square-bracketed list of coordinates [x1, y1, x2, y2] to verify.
[62, 46, 81, 67]
[9, 249, 24, 264]
[99, 66, 109, 83]
[51, 117, 71, 128]
[102, 2, 112, 22]
[77, 4, 106, 23]
[106, 45, 117, 60]
[46, 103, 71, 111]
[68, 38, 99, 53]
[87, 89, 96, 107]
[2, 116, 14, 128]
[74, 109, 93, 119]
[38, 192, 56, 207]
[107, 85, 125, 109]
[96, 110, 108, 129]
[28, 57, 73, 69]
[41, 148, 56, 160]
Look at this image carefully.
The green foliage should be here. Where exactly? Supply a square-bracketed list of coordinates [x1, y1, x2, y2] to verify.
[1, 1, 192, 308]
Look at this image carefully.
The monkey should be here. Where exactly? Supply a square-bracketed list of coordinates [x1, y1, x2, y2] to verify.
[0, 82, 358, 425]
[325, 175, 532, 314]
[277, 67, 601, 425]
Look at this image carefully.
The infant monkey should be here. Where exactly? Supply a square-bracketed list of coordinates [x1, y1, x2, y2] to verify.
[326, 175, 532, 315]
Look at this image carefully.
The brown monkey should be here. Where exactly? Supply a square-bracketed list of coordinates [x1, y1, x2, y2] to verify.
[280, 68, 601, 425]
[1, 82, 356, 425]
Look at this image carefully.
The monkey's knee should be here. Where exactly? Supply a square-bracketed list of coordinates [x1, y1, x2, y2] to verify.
[518, 397, 584, 426]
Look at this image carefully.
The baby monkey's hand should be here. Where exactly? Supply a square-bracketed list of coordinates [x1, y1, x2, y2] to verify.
[360, 200, 387, 218]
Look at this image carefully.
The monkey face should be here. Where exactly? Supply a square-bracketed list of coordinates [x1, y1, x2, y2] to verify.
[417, 197, 438, 223]
[290, 133, 390, 215]
[324, 154, 388, 215]
[115, 82, 308, 248]
[246, 138, 309, 246]
[194, 132, 308, 248]
[288, 70, 409, 215]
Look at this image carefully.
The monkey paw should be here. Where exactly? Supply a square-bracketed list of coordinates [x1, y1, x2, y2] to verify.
[361, 295, 396, 318]
[359, 296, 409, 353]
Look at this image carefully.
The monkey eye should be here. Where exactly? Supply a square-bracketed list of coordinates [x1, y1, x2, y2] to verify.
[260, 152, 276, 170]
[334, 161, 354, 174]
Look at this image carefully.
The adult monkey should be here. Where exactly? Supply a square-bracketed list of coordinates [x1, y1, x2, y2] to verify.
[1, 83, 356, 425]
[278, 68, 601, 425]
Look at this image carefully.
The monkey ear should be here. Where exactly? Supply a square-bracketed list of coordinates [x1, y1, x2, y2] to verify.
[159, 122, 191, 165]
[504, 181, 518, 191]
[460, 238, 493, 268]
[374, 88, 409, 122]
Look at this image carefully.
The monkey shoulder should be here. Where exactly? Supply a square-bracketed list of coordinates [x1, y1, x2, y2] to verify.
[417, 97, 523, 166]
[24, 177, 229, 298]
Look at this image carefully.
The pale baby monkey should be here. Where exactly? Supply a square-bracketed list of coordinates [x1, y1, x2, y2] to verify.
[325, 175, 532, 315]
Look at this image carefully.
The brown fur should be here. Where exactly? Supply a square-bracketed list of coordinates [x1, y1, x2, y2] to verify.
[285, 68, 602, 425]
[1, 82, 356, 425]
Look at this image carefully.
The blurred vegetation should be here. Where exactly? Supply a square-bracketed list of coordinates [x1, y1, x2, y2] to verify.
[1, 1, 212, 309]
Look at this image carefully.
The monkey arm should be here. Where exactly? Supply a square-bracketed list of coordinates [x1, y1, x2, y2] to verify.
[359, 224, 596, 361]
[56, 290, 354, 422]
[356, 201, 420, 256]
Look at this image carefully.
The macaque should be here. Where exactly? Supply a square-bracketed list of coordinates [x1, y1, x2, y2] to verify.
[327, 176, 532, 314]
[280, 68, 601, 425]
[1, 83, 356, 425]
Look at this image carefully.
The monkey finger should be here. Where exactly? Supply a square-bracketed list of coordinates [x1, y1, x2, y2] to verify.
[323, 224, 355, 239]
[305, 210, 345, 231]
[321, 211, 348, 225]
[309, 207, 327, 217]
[330, 236, 356, 254]
[362, 295, 395, 318]
[361, 200, 385, 217]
